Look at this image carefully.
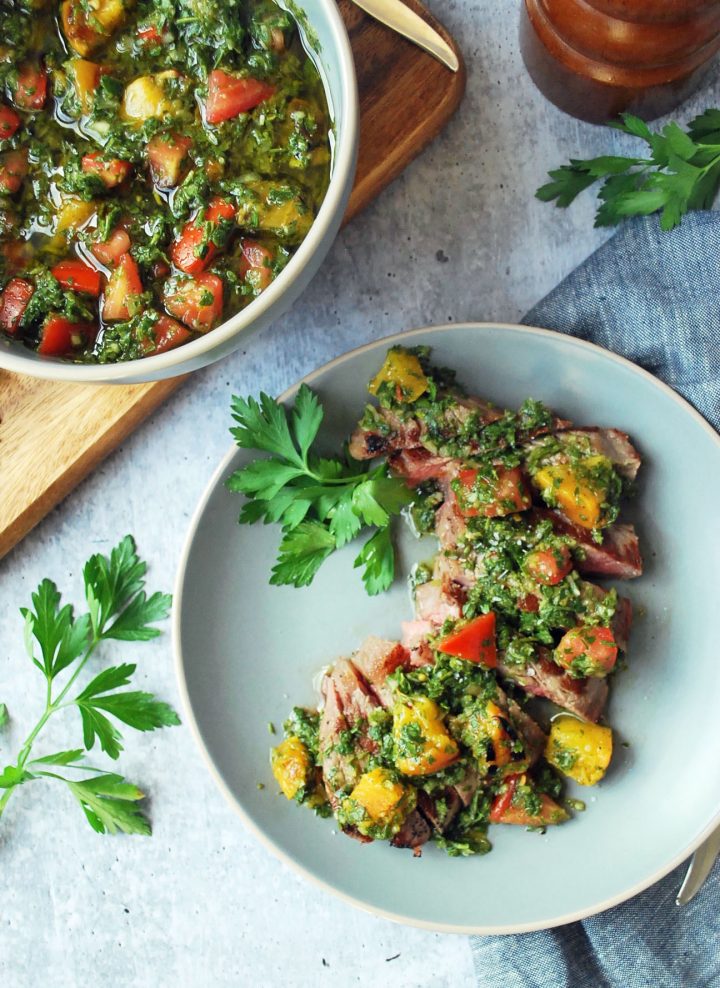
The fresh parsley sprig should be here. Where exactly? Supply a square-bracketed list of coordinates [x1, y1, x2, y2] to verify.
[536, 110, 720, 230]
[227, 385, 414, 594]
[0, 536, 179, 836]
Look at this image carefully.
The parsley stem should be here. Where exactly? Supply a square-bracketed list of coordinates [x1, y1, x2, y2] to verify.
[16, 677, 54, 770]
[0, 786, 13, 817]
[14, 635, 101, 774]
[51, 635, 101, 709]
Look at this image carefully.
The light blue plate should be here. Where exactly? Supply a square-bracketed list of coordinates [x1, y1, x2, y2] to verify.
[174, 323, 720, 934]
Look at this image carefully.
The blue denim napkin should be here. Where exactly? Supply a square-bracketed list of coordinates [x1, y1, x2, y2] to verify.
[471, 212, 720, 987]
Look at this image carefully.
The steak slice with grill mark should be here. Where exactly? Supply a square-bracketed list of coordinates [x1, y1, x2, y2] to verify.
[498, 650, 609, 723]
[531, 507, 643, 579]
[319, 658, 380, 815]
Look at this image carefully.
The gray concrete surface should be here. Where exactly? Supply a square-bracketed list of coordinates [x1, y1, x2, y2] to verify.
[2, 3, 718, 985]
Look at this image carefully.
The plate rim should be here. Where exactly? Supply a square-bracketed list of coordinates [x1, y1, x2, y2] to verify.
[173, 320, 720, 935]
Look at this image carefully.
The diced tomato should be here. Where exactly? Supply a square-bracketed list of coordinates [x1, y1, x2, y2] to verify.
[436, 612, 497, 668]
[147, 132, 191, 188]
[456, 466, 531, 518]
[205, 70, 275, 124]
[238, 239, 274, 291]
[0, 105, 21, 140]
[102, 253, 143, 321]
[518, 593, 539, 613]
[0, 277, 33, 334]
[13, 63, 48, 110]
[489, 775, 519, 824]
[91, 227, 132, 266]
[137, 23, 166, 46]
[493, 788, 567, 826]
[163, 272, 223, 332]
[82, 152, 131, 189]
[555, 625, 618, 678]
[169, 197, 235, 275]
[51, 259, 102, 296]
[38, 313, 96, 356]
[0, 149, 29, 195]
[141, 314, 192, 355]
[526, 544, 573, 586]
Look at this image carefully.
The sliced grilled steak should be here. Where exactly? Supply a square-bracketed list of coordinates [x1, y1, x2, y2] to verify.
[433, 551, 475, 590]
[417, 788, 463, 834]
[350, 636, 408, 708]
[532, 507, 642, 579]
[319, 659, 380, 810]
[502, 691, 547, 766]
[401, 578, 465, 666]
[388, 447, 456, 486]
[400, 620, 435, 667]
[549, 427, 641, 481]
[349, 397, 504, 461]
[498, 651, 608, 722]
[390, 808, 432, 850]
[454, 764, 482, 806]
[583, 583, 633, 652]
[435, 498, 469, 550]
[612, 595, 633, 653]
[349, 407, 423, 460]
[414, 579, 463, 623]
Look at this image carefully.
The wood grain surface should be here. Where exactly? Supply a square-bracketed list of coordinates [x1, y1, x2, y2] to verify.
[0, 0, 465, 560]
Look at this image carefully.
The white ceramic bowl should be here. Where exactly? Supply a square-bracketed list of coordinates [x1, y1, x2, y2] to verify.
[0, 1, 358, 384]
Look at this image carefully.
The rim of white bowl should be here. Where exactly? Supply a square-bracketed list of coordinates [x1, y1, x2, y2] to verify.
[173, 321, 720, 935]
[0, 0, 358, 383]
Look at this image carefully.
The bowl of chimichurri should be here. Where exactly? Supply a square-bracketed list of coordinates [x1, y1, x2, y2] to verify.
[0, 0, 358, 381]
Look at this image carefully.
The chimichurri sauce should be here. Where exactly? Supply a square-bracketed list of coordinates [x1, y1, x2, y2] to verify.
[0, 0, 331, 362]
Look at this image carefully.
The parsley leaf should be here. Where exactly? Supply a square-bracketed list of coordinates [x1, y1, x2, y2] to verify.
[76, 663, 179, 757]
[0, 537, 178, 836]
[353, 527, 396, 595]
[63, 774, 151, 836]
[0, 704, 7, 729]
[537, 109, 720, 230]
[227, 387, 413, 594]
[270, 521, 336, 588]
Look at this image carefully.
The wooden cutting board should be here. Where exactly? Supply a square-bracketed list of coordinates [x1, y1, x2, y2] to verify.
[0, 0, 465, 559]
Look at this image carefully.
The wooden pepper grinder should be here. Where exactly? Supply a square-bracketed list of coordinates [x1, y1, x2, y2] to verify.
[520, 0, 720, 123]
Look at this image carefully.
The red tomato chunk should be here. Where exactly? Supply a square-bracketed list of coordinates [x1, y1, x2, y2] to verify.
[38, 314, 96, 355]
[0, 150, 29, 195]
[554, 625, 618, 678]
[163, 273, 223, 332]
[51, 259, 102, 296]
[205, 70, 275, 124]
[0, 105, 21, 139]
[238, 240, 275, 291]
[456, 466, 531, 518]
[91, 228, 132, 266]
[102, 253, 144, 321]
[525, 545, 573, 586]
[169, 197, 235, 275]
[143, 314, 193, 355]
[0, 278, 33, 334]
[82, 152, 131, 189]
[13, 63, 48, 110]
[436, 612, 497, 668]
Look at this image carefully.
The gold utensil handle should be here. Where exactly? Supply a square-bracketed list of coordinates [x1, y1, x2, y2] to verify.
[350, 0, 459, 72]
